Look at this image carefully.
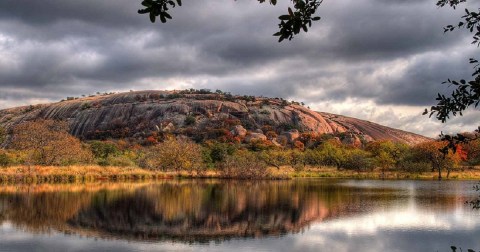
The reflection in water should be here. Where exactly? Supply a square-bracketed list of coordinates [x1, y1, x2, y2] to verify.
[0, 179, 479, 251]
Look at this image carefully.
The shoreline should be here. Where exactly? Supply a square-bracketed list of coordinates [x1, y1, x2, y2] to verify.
[0, 165, 479, 184]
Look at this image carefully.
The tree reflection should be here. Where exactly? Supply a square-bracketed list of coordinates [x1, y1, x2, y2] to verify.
[0, 180, 464, 243]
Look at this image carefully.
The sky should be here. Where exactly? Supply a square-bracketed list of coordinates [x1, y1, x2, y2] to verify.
[0, 0, 479, 137]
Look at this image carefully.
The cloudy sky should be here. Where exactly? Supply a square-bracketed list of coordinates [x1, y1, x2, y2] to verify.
[0, 0, 479, 137]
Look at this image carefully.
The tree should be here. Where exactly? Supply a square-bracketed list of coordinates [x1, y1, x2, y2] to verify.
[427, 0, 480, 151]
[89, 141, 120, 160]
[412, 141, 460, 179]
[138, 0, 323, 42]
[10, 120, 93, 166]
[366, 140, 409, 175]
[141, 137, 204, 174]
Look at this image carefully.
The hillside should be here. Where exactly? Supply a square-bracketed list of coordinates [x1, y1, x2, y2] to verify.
[0, 90, 430, 146]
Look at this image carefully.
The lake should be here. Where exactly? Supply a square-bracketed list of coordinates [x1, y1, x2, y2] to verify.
[0, 179, 479, 252]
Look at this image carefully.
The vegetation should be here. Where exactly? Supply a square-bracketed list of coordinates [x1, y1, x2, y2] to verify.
[0, 118, 478, 182]
[138, 0, 323, 42]
[10, 120, 93, 166]
[425, 0, 480, 153]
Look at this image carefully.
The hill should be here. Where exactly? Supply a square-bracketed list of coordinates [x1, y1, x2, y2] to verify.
[0, 90, 430, 146]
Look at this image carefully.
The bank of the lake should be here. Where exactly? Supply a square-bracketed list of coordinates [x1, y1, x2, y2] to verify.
[1, 165, 480, 183]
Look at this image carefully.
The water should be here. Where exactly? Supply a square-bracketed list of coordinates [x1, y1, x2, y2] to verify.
[0, 179, 478, 252]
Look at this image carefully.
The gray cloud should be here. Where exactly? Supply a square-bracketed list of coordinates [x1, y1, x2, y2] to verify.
[0, 0, 478, 134]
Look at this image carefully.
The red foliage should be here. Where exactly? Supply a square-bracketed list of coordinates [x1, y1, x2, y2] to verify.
[293, 140, 305, 150]
[456, 145, 468, 161]
[146, 135, 158, 145]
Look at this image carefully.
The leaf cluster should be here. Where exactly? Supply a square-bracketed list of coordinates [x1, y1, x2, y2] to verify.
[273, 0, 322, 42]
[138, 0, 323, 42]
[138, 0, 181, 23]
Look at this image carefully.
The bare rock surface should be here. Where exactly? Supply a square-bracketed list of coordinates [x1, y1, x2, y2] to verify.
[0, 90, 431, 145]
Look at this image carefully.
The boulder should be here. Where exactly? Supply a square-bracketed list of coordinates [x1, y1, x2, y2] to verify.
[245, 133, 267, 143]
[283, 129, 300, 143]
[231, 125, 247, 137]
[341, 133, 362, 147]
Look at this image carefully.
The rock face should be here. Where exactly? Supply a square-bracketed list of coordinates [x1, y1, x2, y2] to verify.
[0, 90, 431, 145]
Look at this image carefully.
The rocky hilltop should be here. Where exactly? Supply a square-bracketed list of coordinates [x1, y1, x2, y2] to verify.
[0, 90, 430, 145]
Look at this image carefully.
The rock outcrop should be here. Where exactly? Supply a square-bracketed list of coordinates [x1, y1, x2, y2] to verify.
[0, 90, 431, 145]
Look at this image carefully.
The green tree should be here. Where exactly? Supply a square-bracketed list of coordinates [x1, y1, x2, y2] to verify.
[342, 148, 375, 172]
[260, 149, 291, 169]
[89, 141, 120, 160]
[366, 140, 409, 175]
[315, 140, 345, 169]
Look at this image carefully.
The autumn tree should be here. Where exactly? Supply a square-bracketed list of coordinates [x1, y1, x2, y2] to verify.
[10, 120, 93, 166]
[140, 137, 204, 174]
[218, 150, 268, 179]
[412, 141, 460, 179]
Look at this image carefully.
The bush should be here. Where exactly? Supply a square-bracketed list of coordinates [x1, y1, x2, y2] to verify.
[11, 120, 93, 166]
[342, 149, 375, 172]
[184, 115, 196, 126]
[208, 142, 237, 163]
[140, 137, 204, 174]
[89, 141, 120, 159]
[0, 151, 10, 167]
[218, 150, 268, 179]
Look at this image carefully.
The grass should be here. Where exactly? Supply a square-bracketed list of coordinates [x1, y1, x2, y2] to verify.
[0, 165, 172, 184]
[1, 165, 479, 184]
[268, 165, 480, 180]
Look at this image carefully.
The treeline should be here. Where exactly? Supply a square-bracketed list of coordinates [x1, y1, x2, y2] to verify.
[0, 120, 479, 179]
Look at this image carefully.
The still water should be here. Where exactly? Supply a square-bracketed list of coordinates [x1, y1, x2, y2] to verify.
[0, 179, 479, 252]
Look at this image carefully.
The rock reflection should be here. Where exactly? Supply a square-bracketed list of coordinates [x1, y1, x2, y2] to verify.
[0, 180, 463, 242]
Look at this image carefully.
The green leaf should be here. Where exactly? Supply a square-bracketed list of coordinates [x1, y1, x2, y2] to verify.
[149, 12, 156, 23]
[160, 13, 167, 23]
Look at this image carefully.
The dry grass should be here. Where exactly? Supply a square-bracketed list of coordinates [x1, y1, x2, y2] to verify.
[0, 165, 173, 184]
[276, 165, 480, 180]
[1, 165, 479, 184]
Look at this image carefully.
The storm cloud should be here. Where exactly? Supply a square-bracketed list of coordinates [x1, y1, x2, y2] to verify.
[0, 0, 478, 136]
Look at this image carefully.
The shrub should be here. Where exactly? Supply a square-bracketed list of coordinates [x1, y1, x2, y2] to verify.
[260, 150, 291, 169]
[342, 149, 375, 172]
[11, 120, 93, 166]
[89, 141, 120, 159]
[0, 150, 10, 167]
[0, 126, 5, 146]
[184, 115, 196, 126]
[208, 142, 237, 163]
[218, 150, 268, 179]
[140, 137, 204, 174]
